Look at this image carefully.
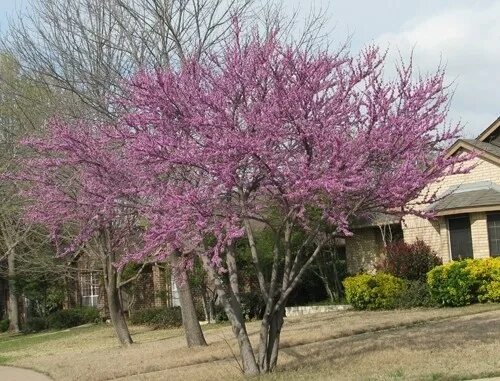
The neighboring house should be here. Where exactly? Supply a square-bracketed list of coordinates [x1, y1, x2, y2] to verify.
[67, 254, 181, 315]
[346, 117, 500, 274]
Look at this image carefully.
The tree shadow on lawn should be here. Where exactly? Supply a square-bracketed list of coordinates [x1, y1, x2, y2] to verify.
[278, 311, 500, 373]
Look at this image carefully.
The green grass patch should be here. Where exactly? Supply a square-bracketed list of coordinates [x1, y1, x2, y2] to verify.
[0, 324, 101, 354]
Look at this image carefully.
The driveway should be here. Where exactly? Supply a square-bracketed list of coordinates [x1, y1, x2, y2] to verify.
[0, 366, 52, 381]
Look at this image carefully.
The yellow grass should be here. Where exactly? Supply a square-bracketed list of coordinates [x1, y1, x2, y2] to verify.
[1, 304, 499, 380]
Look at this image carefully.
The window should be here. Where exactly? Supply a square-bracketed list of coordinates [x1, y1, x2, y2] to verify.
[487, 213, 500, 257]
[448, 215, 473, 260]
[80, 272, 100, 307]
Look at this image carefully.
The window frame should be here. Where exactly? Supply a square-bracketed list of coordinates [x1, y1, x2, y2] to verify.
[487, 213, 500, 257]
[447, 214, 474, 260]
[80, 271, 100, 307]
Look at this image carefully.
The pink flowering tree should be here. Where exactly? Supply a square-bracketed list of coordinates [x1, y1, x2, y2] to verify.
[129, 26, 465, 372]
[17, 120, 142, 346]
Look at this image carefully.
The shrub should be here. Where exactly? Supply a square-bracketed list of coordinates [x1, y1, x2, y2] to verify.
[376, 239, 442, 281]
[0, 319, 9, 332]
[343, 273, 405, 310]
[396, 280, 436, 308]
[466, 257, 500, 302]
[23, 317, 48, 333]
[427, 260, 475, 306]
[427, 257, 500, 306]
[484, 280, 500, 302]
[129, 307, 182, 329]
[240, 293, 265, 320]
[48, 307, 100, 329]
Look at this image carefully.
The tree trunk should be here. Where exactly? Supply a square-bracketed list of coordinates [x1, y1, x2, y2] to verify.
[321, 275, 336, 303]
[7, 249, 19, 333]
[257, 302, 287, 373]
[171, 251, 207, 347]
[201, 288, 215, 324]
[201, 255, 259, 376]
[267, 306, 286, 371]
[104, 262, 133, 346]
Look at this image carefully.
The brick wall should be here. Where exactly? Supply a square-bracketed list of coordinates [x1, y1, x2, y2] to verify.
[345, 227, 384, 274]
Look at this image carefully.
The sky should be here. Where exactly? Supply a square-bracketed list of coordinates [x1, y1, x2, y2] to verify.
[0, 0, 498, 137]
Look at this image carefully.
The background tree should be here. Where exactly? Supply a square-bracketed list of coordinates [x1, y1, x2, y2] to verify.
[0, 53, 57, 331]
[17, 120, 143, 345]
[120, 26, 469, 375]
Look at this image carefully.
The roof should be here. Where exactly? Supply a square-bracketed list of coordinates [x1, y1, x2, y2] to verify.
[446, 138, 500, 164]
[430, 181, 500, 215]
[462, 139, 500, 158]
[476, 117, 500, 142]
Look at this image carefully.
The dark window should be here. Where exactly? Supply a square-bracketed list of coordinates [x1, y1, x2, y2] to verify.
[487, 213, 500, 257]
[448, 215, 473, 260]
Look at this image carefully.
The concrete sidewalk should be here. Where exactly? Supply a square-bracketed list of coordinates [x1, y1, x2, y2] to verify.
[0, 366, 52, 381]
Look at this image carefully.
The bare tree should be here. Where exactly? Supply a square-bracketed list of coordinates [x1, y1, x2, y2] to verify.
[3, 0, 258, 345]
[0, 53, 57, 331]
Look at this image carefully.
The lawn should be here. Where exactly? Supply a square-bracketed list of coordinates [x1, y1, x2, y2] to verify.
[0, 304, 499, 381]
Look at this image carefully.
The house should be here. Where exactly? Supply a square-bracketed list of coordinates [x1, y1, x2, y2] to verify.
[346, 117, 500, 274]
[66, 254, 181, 314]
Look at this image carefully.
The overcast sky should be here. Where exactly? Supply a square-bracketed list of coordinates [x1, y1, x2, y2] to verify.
[0, 0, 498, 137]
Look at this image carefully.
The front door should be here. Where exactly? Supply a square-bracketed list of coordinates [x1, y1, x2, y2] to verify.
[448, 215, 473, 260]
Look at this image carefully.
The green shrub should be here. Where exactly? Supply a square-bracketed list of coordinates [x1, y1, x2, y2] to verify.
[427, 260, 475, 306]
[343, 273, 405, 310]
[48, 307, 100, 329]
[484, 280, 500, 302]
[129, 307, 182, 329]
[23, 317, 48, 333]
[427, 257, 500, 306]
[0, 319, 10, 332]
[376, 239, 442, 281]
[466, 257, 500, 302]
[214, 304, 228, 323]
[240, 293, 265, 320]
[396, 280, 436, 308]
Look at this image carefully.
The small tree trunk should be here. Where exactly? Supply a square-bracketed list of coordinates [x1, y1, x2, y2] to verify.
[201, 255, 259, 376]
[175, 270, 207, 347]
[330, 245, 343, 301]
[7, 249, 19, 333]
[201, 291, 210, 323]
[267, 306, 286, 371]
[104, 261, 133, 346]
[171, 251, 207, 347]
[324, 279, 336, 303]
[201, 286, 216, 324]
[257, 303, 287, 373]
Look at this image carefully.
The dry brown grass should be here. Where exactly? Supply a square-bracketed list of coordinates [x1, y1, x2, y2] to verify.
[1, 304, 499, 381]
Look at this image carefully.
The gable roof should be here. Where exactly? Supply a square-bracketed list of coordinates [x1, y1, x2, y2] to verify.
[446, 138, 500, 165]
[446, 117, 500, 164]
[476, 117, 500, 142]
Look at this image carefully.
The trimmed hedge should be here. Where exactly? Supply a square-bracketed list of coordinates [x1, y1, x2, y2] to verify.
[47, 307, 100, 329]
[427, 257, 500, 306]
[129, 307, 182, 329]
[343, 273, 405, 310]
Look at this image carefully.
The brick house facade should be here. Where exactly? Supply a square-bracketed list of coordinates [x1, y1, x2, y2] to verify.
[346, 117, 500, 274]
[66, 254, 180, 316]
